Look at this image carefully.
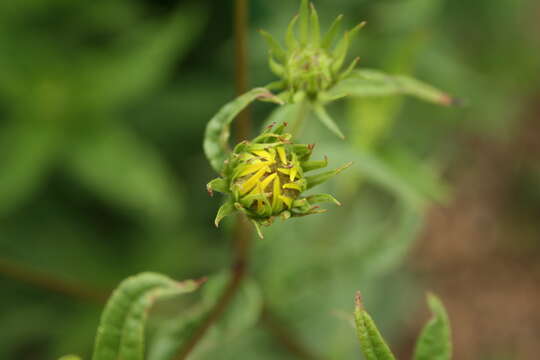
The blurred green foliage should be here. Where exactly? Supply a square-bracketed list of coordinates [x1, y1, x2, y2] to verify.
[1, 0, 539, 359]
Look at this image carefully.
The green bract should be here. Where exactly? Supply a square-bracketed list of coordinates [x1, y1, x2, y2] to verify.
[261, 0, 365, 102]
[207, 123, 351, 238]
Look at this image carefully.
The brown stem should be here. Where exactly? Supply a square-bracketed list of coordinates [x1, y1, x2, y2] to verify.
[234, 0, 250, 141]
[260, 307, 324, 360]
[173, 1, 252, 358]
[0, 257, 108, 304]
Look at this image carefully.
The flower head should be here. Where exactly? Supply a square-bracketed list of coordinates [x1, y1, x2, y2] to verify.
[207, 122, 351, 238]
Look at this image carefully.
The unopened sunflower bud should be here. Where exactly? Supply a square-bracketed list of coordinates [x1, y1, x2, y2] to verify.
[207, 123, 351, 239]
[260, 0, 365, 100]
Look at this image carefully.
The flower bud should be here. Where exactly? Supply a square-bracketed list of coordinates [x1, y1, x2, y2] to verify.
[260, 0, 365, 100]
[207, 123, 351, 238]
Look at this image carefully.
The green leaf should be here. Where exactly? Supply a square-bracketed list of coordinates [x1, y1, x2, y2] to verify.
[322, 15, 343, 49]
[285, 15, 299, 50]
[325, 145, 447, 209]
[306, 193, 341, 206]
[259, 30, 286, 61]
[146, 274, 262, 360]
[214, 201, 235, 227]
[67, 123, 183, 224]
[413, 294, 452, 360]
[298, 0, 309, 44]
[309, 3, 320, 46]
[305, 162, 352, 190]
[92, 273, 203, 360]
[329, 69, 454, 106]
[203, 87, 282, 173]
[0, 120, 62, 216]
[313, 104, 345, 139]
[354, 292, 396, 360]
[58, 356, 82, 360]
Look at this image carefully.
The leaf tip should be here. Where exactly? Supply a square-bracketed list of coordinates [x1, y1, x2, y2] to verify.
[355, 291, 364, 310]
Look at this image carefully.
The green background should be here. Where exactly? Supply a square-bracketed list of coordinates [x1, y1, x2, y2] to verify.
[1, 0, 539, 359]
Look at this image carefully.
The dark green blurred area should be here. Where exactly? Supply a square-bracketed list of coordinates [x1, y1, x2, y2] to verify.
[1, 0, 539, 359]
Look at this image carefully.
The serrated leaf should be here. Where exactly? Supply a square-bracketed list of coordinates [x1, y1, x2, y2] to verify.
[203, 88, 282, 173]
[92, 272, 203, 360]
[329, 69, 454, 106]
[313, 104, 345, 139]
[413, 294, 452, 360]
[354, 292, 396, 360]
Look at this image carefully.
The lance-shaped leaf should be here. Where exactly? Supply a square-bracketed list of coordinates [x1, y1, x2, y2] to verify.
[354, 292, 397, 360]
[299, 0, 309, 44]
[413, 293, 452, 360]
[214, 201, 236, 227]
[286, 15, 299, 50]
[301, 157, 328, 172]
[313, 104, 345, 139]
[259, 30, 286, 61]
[328, 69, 455, 106]
[322, 14, 343, 49]
[207, 178, 228, 196]
[305, 162, 352, 189]
[331, 22, 365, 73]
[306, 193, 341, 206]
[309, 3, 320, 46]
[92, 273, 203, 360]
[203, 88, 282, 173]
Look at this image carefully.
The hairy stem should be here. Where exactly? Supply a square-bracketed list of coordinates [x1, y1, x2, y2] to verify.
[173, 1, 252, 358]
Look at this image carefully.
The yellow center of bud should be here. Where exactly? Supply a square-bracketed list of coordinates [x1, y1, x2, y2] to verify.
[232, 145, 304, 218]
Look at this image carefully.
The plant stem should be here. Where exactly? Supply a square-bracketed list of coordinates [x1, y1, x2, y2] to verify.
[234, 0, 250, 141]
[290, 99, 310, 138]
[173, 1, 252, 358]
[0, 257, 107, 304]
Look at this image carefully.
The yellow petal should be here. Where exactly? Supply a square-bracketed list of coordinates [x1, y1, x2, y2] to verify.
[259, 173, 277, 191]
[237, 161, 270, 177]
[272, 175, 281, 211]
[289, 166, 298, 181]
[252, 150, 274, 161]
[283, 182, 302, 191]
[277, 146, 288, 165]
[239, 168, 267, 195]
[277, 168, 290, 175]
[279, 195, 293, 208]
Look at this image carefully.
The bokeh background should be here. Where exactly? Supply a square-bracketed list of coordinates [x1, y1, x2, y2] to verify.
[1, 0, 539, 359]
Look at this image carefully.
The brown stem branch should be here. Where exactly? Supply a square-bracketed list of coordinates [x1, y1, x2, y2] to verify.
[260, 307, 324, 360]
[0, 257, 108, 304]
[173, 1, 252, 358]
